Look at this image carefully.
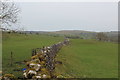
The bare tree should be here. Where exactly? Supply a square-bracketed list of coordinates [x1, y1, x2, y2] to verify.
[0, 0, 20, 30]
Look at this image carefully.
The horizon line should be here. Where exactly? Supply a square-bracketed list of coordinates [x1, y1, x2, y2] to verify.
[23, 30, 118, 32]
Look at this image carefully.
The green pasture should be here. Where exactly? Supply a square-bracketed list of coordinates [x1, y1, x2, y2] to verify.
[2, 33, 118, 78]
[55, 39, 118, 78]
[2, 33, 64, 77]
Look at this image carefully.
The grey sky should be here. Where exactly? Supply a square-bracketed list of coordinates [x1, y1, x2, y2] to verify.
[18, 2, 118, 32]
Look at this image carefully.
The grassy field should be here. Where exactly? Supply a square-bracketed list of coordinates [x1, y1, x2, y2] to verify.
[2, 33, 64, 77]
[55, 39, 118, 78]
[2, 33, 118, 78]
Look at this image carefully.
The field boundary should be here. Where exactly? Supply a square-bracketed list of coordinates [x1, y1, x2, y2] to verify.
[2, 38, 70, 79]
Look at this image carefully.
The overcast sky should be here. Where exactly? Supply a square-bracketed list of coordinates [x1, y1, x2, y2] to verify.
[18, 2, 118, 32]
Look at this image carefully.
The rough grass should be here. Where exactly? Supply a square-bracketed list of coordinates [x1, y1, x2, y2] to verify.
[2, 33, 64, 77]
[55, 39, 118, 78]
[2, 33, 118, 78]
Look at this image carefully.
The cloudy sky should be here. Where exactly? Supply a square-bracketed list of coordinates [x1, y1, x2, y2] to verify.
[18, 2, 118, 32]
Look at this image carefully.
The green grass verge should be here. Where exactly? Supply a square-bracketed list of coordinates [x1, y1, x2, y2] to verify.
[55, 39, 118, 78]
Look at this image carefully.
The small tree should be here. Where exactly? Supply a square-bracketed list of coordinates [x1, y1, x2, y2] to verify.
[96, 32, 108, 41]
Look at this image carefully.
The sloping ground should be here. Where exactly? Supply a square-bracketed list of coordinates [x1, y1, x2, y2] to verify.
[51, 30, 97, 39]
[2, 33, 64, 77]
[55, 39, 118, 78]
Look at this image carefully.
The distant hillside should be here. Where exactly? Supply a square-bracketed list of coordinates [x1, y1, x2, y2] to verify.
[50, 30, 97, 39]
[20, 30, 118, 41]
[53, 30, 94, 34]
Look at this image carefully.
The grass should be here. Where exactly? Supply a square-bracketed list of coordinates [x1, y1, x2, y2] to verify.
[2, 33, 118, 78]
[2, 33, 64, 77]
[55, 39, 118, 78]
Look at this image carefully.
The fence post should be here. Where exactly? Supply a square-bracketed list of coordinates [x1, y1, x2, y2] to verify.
[10, 51, 13, 66]
[32, 49, 34, 56]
